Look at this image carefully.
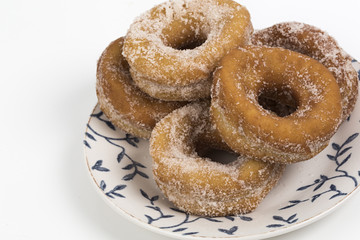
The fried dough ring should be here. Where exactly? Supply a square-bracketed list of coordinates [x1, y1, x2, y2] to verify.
[96, 37, 185, 139]
[211, 46, 342, 164]
[150, 101, 285, 216]
[251, 22, 358, 120]
[123, 0, 253, 101]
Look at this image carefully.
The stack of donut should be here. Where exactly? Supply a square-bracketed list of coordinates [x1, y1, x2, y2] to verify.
[96, 0, 358, 217]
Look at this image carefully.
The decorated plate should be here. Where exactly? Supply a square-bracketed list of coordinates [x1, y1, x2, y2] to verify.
[84, 61, 360, 239]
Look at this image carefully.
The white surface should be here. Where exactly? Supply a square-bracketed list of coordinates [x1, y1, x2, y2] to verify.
[0, 0, 359, 239]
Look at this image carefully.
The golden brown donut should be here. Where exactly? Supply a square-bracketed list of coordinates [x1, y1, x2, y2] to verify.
[150, 101, 285, 216]
[123, 0, 253, 101]
[251, 22, 358, 120]
[211, 46, 342, 164]
[96, 37, 185, 139]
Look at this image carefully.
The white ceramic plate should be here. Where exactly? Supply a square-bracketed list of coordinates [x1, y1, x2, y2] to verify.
[84, 61, 360, 240]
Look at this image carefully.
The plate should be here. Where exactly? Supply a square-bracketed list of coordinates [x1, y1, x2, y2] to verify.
[84, 61, 360, 240]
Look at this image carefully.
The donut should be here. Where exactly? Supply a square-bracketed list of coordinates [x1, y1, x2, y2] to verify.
[96, 37, 185, 139]
[123, 0, 253, 101]
[250, 22, 358, 120]
[150, 101, 285, 216]
[211, 46, 342, 164]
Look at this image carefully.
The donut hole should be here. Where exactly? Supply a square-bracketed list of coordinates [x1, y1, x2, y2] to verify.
[162, 24, 208, 50]
[258, 86, 298, 117]
[176, 35, 207, 50]
[198, 148, 238, 165]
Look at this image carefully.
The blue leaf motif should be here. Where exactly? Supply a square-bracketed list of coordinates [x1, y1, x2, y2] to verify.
[145, 215, 154, 224]
[279, 199, 309, 210]
[110, 192, 125, 198]
[146, 206, 160, 211]
[183, 232, 198, 236]
[119, 158, 148, 181]
[90, 111, 115, 130]
[332, 143, 340, 151]
[90, 111, 103, 118]
[330, 191, 347, 199]
[113, 185, 126, 191]
[92, 160, 110, 172]
[287, 214, 297, 223]
[106, 184, 126, 198]
[338, 153, 351, 167]
[173, 228, 187, 232]
[297, 184, 312, 191]
[229, 226, 238, 233]
[117, 149, 125, 163]
[267, 224, 284, 228]
[338, 147, 352, 157]
[150, 196, 159, 203]
[140, 189, 149, 200]
[122, 164, 134, 170]
[225, 216, 235, 221]
[343, 133, 359, 145]
[136, 162, 146, 168]
[239, 216, 253, 221]
[100, 180, 106, 191]
[267, 214, 298, 228]
[125, 133, 139, 147]
[311, 194, 321, 202]
[137, 171, 149, 179]
[86, 121, 149, 181]
[218, 226, 238, 235]
[313, 175, 328, 191]
[273, 215, 284, 221]
[86, 132, 96, 141]
[122, 172, 136, 181]
[280, 131, 359, 212]
[204, 218, 222, 223]
[84, 140, 91, 149]
[105, 120, 116, 131]
[279, 204, 295, 210]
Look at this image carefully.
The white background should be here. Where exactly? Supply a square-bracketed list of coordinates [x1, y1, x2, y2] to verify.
[1, 0, 359, 239]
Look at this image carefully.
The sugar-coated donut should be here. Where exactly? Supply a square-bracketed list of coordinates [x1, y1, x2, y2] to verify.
[96, 37, 185, 139]
[251, 22, 358, 120]
[211, 46, 342, 164]
[123, 0, 253, 101]
[150, 101, 285, 216]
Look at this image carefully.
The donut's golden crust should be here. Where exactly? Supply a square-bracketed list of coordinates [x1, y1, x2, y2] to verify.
[211, 47, 342, 164]
[150, 102, 285, 216]
[96, 37, 185, 139]
[251, 22, 358, 120]
[123, 0, 253, 101]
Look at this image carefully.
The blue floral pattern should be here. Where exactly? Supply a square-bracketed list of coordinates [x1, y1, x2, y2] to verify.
[84, 61, 360, 238]
[278, 133, 358, 212]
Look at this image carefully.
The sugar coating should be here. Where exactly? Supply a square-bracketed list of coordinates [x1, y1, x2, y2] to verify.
[251, 22, 358, 120]
[211, 96, 315, 163]
[130, 68, 212, 101]
[150, 101, 285, 216]
[96, 37, 185, 139]
[123, 0, 253, 101]
[124, 0, 235, 77]
[210, 46, 342, 163]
